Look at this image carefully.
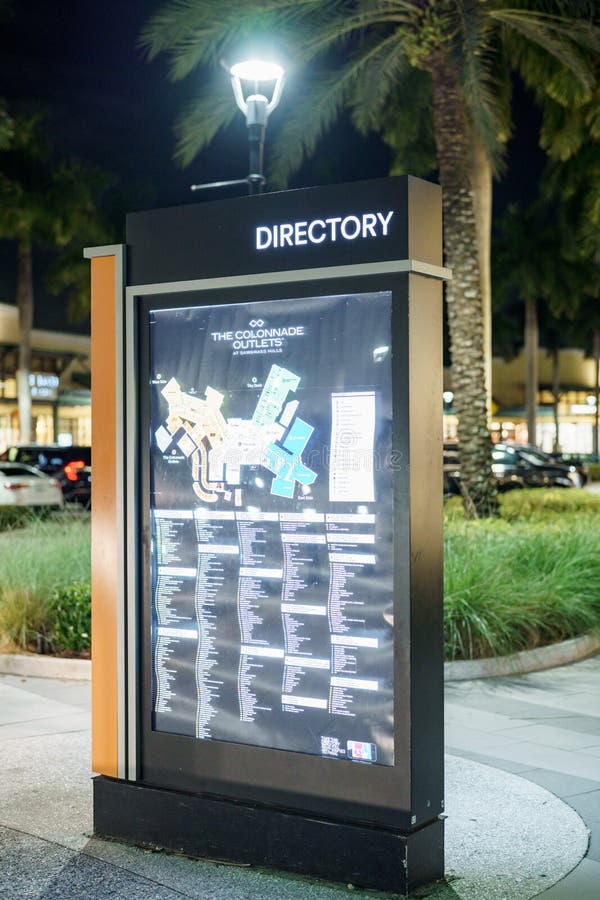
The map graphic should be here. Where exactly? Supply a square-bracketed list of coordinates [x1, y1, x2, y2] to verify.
[149, 293, 395, 766]
[155, 364, 317, 505]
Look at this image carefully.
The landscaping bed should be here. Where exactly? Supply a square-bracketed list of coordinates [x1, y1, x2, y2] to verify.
[445, 489, 600, 660]
[0, 509, 91, 656]
[1, 491, 599, 663]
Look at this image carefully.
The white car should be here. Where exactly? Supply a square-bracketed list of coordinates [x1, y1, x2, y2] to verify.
[0, 463, 64, 508]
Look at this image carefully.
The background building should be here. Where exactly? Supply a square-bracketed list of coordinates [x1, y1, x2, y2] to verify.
[444, 347, 599, 454]
[0, 302, 90, 451]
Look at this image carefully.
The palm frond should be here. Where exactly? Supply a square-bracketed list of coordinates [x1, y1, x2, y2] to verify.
[539, 100, 588, 159]
[455, 0, 510, 173]
[350, 30, 410, 134]
[140, 0, 332, 79]
[268, 29, 415, 187]
[300, 1, 418, 61]
[0, 101, 12, 150]
[542, 144, 600, 263]
[490, 9, 598, 89]
[141, 0, 267, 60]
[508, 34, 594, 110]
[544, 63, 594, 107]
[267, 67, 355, 188]
[0, 174, 23, 238]
[587, 93, 600, 141]
[555, 17, 600, 55]
[174, 77, 239, 167]
[378, 68, 436, 177]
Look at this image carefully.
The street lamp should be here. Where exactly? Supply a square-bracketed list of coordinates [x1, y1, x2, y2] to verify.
[229, 59, 285, 195]
[191, 57, 285, 196]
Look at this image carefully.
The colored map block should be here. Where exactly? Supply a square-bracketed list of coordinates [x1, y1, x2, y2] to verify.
[294, 464, 317, 486]
[271, 476, 295, 499]
[283, 418, 313, 457]
[264, 444, 294, 480]
[252, 365, 300, 427]
[264, 440, 317, 498]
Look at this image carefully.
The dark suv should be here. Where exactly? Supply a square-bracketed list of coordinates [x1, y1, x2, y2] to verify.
[492, 443, 580, 489]
[0, 445, 91, 506]
[444, 441, 579, 495]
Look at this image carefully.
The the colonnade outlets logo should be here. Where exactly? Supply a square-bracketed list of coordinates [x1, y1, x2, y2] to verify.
[211, 318, 305, 351]
[255, 210, 394, 250]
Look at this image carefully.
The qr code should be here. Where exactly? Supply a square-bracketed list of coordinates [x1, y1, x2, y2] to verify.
[321, 736, 342, 757]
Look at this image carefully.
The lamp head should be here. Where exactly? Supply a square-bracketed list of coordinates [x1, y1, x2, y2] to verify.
[230, 60, 284, 83]
[229, 58, 285, 120]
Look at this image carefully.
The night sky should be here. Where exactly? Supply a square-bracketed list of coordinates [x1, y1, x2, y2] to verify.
[0, 0, 545, 331]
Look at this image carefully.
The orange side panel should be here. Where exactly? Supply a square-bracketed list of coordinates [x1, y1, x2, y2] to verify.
[90, 255, 118, 777]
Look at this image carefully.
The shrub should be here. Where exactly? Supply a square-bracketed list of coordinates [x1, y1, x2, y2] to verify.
[46, 582, 91, 654]
[445, 488, 600, 523]
[444, 507, 600, 659]
[0, 587, 48, 651]
[0, 513, 90, 652]
[499, 487, 600, 520]
[0, 506, 47, 531]
[588, 463, 600, 482]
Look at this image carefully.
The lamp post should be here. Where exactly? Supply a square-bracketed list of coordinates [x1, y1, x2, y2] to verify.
[230, 59, 285, 195]
[191, 58, 285, 196]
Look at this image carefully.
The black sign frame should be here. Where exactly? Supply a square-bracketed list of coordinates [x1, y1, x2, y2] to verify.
[136, 271, 419, 828]
[96, 175, 447, 892]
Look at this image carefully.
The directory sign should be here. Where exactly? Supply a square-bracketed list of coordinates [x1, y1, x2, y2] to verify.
[148, 291, 394, 766]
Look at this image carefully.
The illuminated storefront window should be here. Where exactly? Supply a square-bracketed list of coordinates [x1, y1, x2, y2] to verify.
[58, 408, 91, 446]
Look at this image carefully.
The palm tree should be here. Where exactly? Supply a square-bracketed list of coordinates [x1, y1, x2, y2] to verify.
[0, 113, 109, 441]
[534, 70, 600, 449]
[141, 0, 598, 516]
[540, 91, 600, 265]
[494, 199, 587, 446]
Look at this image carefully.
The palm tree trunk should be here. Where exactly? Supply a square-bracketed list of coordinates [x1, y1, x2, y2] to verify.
[469, 138, 493, 421]
[430, 55, 497, 517]
[593, 328, 600, 459]
[551, 347, 560, 452]
[17, 236, 34, 443]
[525, 297, 538, 446]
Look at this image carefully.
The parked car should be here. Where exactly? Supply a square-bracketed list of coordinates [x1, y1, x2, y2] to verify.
[444, 442, 525, 494]
[517, 445, 588, 487]
[0, 445, 91, 506]
[493, 443, 580, 488]
[444, 441, 579, 495]
[0, 462, 64, 509]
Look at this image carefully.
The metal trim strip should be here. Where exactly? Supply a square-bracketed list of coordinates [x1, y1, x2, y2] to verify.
[84, 244, 125, 259]
[124, 261, 139, 782]
[112, 246, 127, 780]
[126, 259, 451, 298]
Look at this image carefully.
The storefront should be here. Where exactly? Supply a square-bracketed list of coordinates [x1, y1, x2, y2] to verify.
[0, 303, 90, 451]
[443, 348, 599, 453]
[492, 396, 598, 453]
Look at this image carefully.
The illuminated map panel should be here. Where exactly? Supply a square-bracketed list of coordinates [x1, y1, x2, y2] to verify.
[148, 291, 394, 765]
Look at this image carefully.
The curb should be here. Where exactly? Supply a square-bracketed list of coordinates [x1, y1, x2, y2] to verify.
[445, 632, 600, 681]
[0, 652, 91, 681]
[1, 633, 599, 683]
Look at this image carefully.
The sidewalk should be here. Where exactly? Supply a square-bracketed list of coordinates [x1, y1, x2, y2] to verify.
[0, 656, 598, 899]
[446, 654, 600, 898]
